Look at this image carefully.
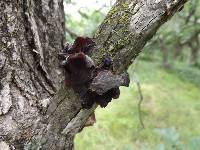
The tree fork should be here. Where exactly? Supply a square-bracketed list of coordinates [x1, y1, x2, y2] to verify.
[0, 0, 187, 149]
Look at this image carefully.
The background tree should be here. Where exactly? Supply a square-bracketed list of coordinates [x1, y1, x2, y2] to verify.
[0, 0, 187, 149]
[144, 0, 200, 67]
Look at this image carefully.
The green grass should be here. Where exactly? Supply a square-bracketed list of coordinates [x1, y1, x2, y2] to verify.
[75, 60, 200, 150]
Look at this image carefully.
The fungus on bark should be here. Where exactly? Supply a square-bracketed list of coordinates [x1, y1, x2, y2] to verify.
[59, 37, 130, 109]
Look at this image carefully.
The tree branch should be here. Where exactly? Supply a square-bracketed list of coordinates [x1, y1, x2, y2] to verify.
[65, 27, 78, 38]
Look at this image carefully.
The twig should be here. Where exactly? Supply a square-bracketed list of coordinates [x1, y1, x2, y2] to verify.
[133, 73, 145, 129]
[65, 27, 78, 38]
[78, 10, 89, 19]
[136, 81, 145, 129]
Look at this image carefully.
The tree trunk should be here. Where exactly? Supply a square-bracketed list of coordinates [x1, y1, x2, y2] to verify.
[188, 39, 199, 65]
[162, 47, 169, 68]
[173, 40, 182, 59]
[189, 45, 198, 65]
[0, 0, 65, 149]
[0, 0, 187, 149]
[185, 29, 200, 65]
[159, 37, 169, 68]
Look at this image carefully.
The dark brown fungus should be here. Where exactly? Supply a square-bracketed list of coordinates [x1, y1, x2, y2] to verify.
[59, 36, 130, 109]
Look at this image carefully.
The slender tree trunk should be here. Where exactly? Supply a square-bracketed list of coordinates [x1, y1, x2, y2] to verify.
[159, 38, 169, 68]
[189, 46, 198, 65]
[0, 0, 187, 149]
[185, 29, 200, 65]
[162, 47, 169, 68]
[188, 40, 199, 65]
[173, 41, 182, 59]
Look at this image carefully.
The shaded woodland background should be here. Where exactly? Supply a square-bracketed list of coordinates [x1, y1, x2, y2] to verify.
[64, 0, 200, 149]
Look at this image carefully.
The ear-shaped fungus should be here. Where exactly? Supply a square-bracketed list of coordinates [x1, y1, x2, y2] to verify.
[59, 36, 130, 109]
[67, 37, 96, 54]
[82, 70, 129, 109]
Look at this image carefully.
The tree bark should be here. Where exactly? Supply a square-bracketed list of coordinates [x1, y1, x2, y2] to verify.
[0, 0, 187, 149]
[0, 0, 64, 149]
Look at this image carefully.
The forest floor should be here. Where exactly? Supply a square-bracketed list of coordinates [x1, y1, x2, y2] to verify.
[75, 59, 200, 150]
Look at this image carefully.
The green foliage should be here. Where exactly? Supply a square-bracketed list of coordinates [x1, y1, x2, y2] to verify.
[144, 0, 200, 64]
[154, 127, 184, 150]
[64, 0, 111, 42]
[187, 136, 200, 150]
[169, 62, 200, 88]
[65, 9, 105, 42]
[141, 128, 200, 150]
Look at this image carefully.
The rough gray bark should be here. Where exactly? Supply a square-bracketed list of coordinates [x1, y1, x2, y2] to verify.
[0, 0, 64, 149]
[0, 0, 187, 149]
